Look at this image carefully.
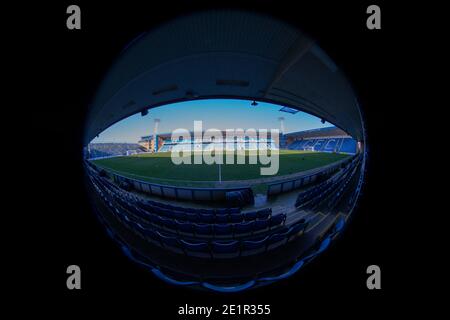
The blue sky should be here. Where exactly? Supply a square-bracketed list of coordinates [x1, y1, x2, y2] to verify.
[91, 99, 331, 143]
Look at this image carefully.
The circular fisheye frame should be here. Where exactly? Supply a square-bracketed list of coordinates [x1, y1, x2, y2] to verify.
[83, 11, 366, 292]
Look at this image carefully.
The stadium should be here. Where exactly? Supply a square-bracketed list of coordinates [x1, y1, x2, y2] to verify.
[84, 11, 366, 292]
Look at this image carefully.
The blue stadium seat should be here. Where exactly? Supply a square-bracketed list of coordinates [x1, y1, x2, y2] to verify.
[243, 211, 257, 221]
[267, 228, 290, 250]
[254, 217, 270, 232]
[214, 223, 233, 236]
[161, 216, 177, 230]
[144, 229, 162, 246]
[215, 213, 229, 223]
[287, 219, 308, 242]
[234, 220, 255, 235]
[177, 206, 190, 212]
[180, 239, 210, 258]
[159, 208, 171, 217]
[211, 240, 240, 259]
[256, 208, 272, 219]
[194, 223, 213, 236]
[176, 220, 194, 234]
[158, 202, 171, 209]
[199, 213, 215, 223]
[216, 208, 228, 215]
[323, 138, 339, 152]
[157, 231, 183, 254]
[185, 212, 199, 223]
[269, 214, 286, 229]
[198, 208, 212, 215]
[171, 210, 186, 221]
[339, 138, 357, 154]
[229, 213, 244, 223]
[149, 214, 163, 226]
[242, 235, 268, 256]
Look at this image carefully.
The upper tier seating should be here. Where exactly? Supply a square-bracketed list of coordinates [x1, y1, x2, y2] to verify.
[286, 137, 357, 154]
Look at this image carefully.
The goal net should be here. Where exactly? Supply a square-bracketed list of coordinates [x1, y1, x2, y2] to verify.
[126, 150, 138, 156]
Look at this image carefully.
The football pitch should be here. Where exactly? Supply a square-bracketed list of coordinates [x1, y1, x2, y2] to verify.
[91, 150, 349, 188]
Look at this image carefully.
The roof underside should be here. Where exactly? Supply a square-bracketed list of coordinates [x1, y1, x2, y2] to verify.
[85, 11, 364, 144]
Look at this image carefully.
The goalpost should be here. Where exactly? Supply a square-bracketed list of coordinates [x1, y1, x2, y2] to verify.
[126, 150, 138, 156]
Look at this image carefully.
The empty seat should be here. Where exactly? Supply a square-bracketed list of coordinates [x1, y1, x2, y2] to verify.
[198, 208, 212, 215]
[216, 208, 228, 215]
[194, 223, 213, 236]
[242, 236, 268, 256]
[267, 228, 290, 250]
[158, 231, 183, 254]
[139, 225, 161, 245]
[256, 208, 272, 219]
[243, 211, 257, 221]
[176, 220, 194, 234]
[159, 208, 171, 217]
[235, 220, 255, 235]
[171, 210, 186, 221]
[215, 213, 229, 223]
[180, 239, 210, 258]
[269, 214, 286, 229]
[214, 223, 233, 236]
[199, 213, 215, 223]
[149, 214, 163, 226]
[253, 217, 270, 232]
[160, 217, 177, 230]
[229, 213, 244, 223]
[287, 219, 308, 242]
[211, 240, 240, 259]
[185, 212, 199, 223]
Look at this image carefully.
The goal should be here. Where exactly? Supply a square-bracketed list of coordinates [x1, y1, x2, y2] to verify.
[126, 150, 138, 156]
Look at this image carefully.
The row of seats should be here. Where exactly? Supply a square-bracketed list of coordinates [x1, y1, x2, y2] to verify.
[97, 174, 273, 225]
[103, 175, 226, 211]
[91, 176, 303, 258]
[87, 142, 144, 159]
[143, 199, 240, 215]
[131, 212, 286, 239]
[113, 216, 345, 292]
[325, 161, 360, 211]
[287, 137, 357, 154]
[295, 156, 360, 210]
[129, 215, 307, 259]
[87, 162, 348, 290]
[94, 175, 286, 240]
[138, 201, 271, 224]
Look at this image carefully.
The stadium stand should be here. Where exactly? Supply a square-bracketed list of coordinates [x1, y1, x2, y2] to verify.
[82, 11, 368, 292]
[87, 143, 146, 159]
[86, 153, 360, 262]
[283, 126, 358, 154]
[286, 137, 357, 154]
[94, 199, 346, 292]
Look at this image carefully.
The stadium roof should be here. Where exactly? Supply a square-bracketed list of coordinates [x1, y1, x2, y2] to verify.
[85, 11, 364, 144]
[284, 126, 349, 138]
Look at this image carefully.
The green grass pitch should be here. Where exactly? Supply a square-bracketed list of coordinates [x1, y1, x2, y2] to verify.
[91, 150, 349, 188]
